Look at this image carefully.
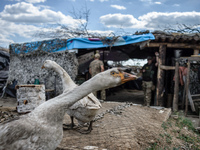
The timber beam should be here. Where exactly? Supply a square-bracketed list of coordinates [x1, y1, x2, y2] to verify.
[147, 42, 200, 49]
[160, 65, 175, 70]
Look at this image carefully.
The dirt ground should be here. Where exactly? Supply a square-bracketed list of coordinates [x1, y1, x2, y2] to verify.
[0, 89, 200, 150]
[59, 102, 172, 150]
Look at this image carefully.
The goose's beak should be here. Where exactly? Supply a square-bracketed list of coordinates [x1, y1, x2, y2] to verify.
[120, 72, 138, 84]
[41, 65, 45, 69]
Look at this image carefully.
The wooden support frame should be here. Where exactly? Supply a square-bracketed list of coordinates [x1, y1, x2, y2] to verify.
[185, 60, 190, 116]
[173, 59, 179, 111]
[156, 45, 166, 106]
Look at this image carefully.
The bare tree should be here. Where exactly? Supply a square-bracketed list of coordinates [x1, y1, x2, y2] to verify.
[34, 3, 93, 39]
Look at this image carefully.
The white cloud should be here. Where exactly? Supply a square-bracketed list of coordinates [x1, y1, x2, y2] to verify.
[100, 13, 143, 28]
[0, 18, 40, 47]
[99, 0, 109, 2]
[0, 2, 81, 26]
[7, 0, 21, 1]
[88, 30, 113, 36]
[139, 11, 200, 29]
[110, 5, 126, 10]
[140, 0, 162, 5]
[140, 0, 152, 3]
[9, 0, 46, 3]
[100, 11, 200, 30]
[0, 2, 86, 47]
[173, 4, 180, 7]
[154, 2, 161, 4]
[25, 0, 46, 3]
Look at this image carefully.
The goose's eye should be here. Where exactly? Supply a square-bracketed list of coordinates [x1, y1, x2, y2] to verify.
[110, 71, 115, 75]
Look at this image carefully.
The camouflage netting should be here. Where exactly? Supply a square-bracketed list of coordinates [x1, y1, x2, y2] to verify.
[8, 50, 78, 95]
[9, 39, 67, 54]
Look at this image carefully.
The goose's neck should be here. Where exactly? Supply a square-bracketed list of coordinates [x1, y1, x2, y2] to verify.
[33, 75, 103, 123]
[51, 63, 76, 91]
[59, 76, 102, 108]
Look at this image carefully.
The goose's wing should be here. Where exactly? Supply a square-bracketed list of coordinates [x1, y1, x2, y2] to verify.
[69, 93, 102, 110]
[0, 117, 35, 149]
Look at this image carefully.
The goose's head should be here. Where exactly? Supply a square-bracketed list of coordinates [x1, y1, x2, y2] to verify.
[42, 60, 57, 69]
[92, 68, 137, 90]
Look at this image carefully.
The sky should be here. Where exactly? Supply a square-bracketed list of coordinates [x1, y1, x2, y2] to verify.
[0, 0, 200, 48]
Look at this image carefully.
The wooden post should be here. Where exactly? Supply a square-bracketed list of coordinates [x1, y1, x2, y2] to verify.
[173, 59, 179, 111]
[156, 45, 166, 106]
[185, 61, 190, 116]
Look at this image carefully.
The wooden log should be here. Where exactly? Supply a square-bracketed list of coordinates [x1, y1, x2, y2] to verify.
[168, 36, 174, 42]
[174, 36, 180, 42]
[185, 61, 190, 116]
[173, 59, 179, 111]
[160, 35, 166, 42]
[156, 45, 166, 106]
[160, 65, 175, 70]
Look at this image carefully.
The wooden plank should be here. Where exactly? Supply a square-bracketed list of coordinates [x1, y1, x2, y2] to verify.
[0, 107, 17, 112]
[183, 76, 195, 112]
[160, 65, 175, 70]
[187, 57, 200, 61]
[193, 99, 200, 102]
[173, 60, 179, 111]
[15, 84, 44, 89]
[191, 94, 200, 97]
[191, 55, 200, 57]
[163, 108, 172, 122]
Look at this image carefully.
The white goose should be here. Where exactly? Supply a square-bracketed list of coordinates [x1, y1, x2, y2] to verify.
[42, 60, 102, 133]
[0, 68, 136, 150]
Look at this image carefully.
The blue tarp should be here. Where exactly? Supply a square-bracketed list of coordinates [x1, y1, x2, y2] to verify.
[10, 33, 155, 54]
[67, 33, 155, 50]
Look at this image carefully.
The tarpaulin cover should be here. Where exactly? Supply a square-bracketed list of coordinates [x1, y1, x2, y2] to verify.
[67, 33, 155, 50]
[9, 33, 155, 54]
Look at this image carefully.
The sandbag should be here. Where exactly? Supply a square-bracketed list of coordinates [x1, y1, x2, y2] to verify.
[0, 50, 9, 59]
[0, 71, 8, 79]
